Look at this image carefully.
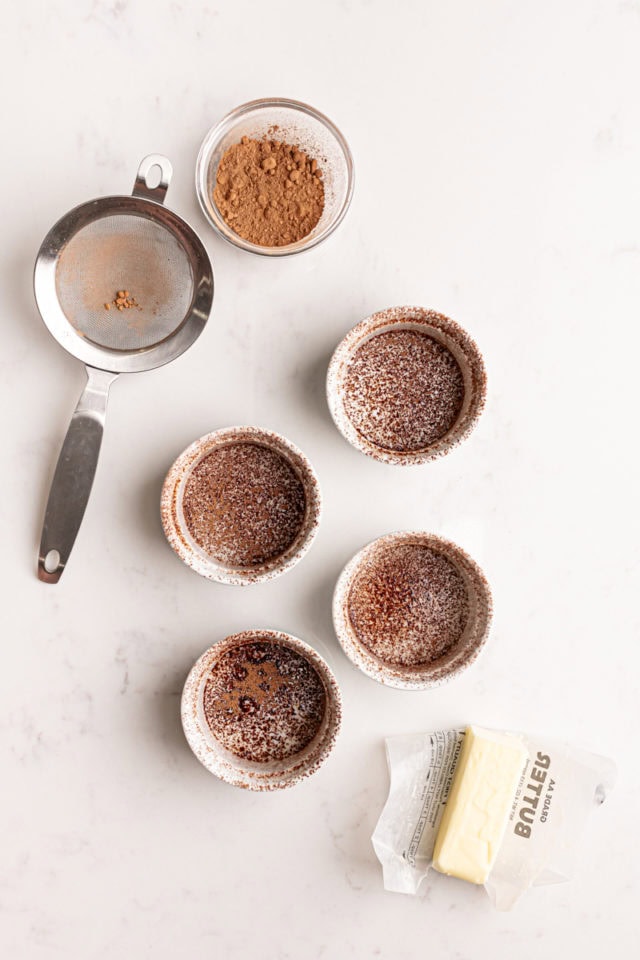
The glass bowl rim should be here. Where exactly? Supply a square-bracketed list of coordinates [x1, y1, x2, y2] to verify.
[195, 97, 355, 258]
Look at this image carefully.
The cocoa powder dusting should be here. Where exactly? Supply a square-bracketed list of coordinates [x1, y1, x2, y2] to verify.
[203, 640, 326, 763]
[213, 134, 325, 246]
[348, 542, 470, 667]
[343, 329, 465, 451]
[182, 442, 306, 567]
[104, 290, 141, 312]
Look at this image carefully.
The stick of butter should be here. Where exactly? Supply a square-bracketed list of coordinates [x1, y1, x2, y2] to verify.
[433, 726, 528, 884]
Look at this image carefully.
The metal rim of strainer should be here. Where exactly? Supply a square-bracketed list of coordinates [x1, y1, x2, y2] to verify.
[34, 172, 213, 373]
[34, 155, 215, 586]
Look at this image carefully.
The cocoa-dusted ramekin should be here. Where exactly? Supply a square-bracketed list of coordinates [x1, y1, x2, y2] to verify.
[181, 630, 342, 791]
[327, 306, 487, 465]
[161, 426, 322, 585]
[333, 532, 492, 689]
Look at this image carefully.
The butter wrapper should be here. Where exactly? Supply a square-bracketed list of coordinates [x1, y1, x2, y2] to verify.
[371, 727, 616, 910]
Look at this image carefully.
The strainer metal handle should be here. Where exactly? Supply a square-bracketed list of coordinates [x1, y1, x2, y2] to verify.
[132, 154, 172, 204]
[34, 153, 213, 582]
[37, 367, 117, 583]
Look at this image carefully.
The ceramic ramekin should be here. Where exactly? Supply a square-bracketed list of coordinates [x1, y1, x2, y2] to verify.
[333, 532, 493, 689]
[181, 630, 342, 791]
[195, 97, 354, 256]
[327, 306, 487, 465]
[161, 426, 322, 585]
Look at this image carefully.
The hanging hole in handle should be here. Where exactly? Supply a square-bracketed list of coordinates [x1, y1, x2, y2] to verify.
[145, 164, 162, 190]
[43, 549, 61, 574]
[132, 154, 173, 203]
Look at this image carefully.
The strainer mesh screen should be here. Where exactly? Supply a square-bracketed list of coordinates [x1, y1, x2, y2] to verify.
[55, 214, 194, 351]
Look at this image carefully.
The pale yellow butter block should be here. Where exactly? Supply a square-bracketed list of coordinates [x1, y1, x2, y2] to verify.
[433, 726, 528, 884]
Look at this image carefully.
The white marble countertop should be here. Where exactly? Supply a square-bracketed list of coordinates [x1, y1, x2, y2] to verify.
[2, 1, 638, 957]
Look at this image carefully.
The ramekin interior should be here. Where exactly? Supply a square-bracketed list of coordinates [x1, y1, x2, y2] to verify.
[332, 532, 492, 689]
[327, 307, 487, 465]
[181, 631, 342, 790]
[161, 427, 322, 585]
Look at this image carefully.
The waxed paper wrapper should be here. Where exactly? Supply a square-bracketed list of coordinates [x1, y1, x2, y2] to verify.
[371, 727, 616, 910]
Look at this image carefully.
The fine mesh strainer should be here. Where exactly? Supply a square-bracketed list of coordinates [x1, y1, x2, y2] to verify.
[35, 155, 214, 583]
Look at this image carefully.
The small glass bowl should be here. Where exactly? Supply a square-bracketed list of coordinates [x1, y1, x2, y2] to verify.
[195, 98, 355, 257]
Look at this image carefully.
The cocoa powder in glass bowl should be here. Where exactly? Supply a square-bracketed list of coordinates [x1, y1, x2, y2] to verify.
[333, 532, 492, 689]
[196, 98, 354, 257]
[212, 134, 326, 247]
